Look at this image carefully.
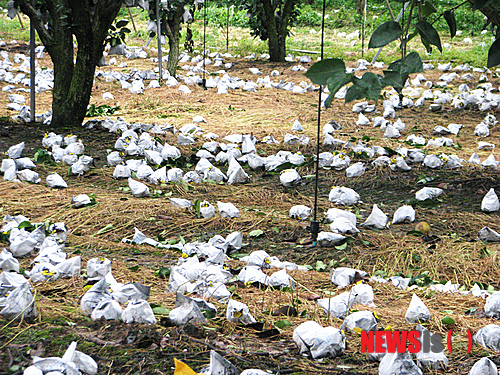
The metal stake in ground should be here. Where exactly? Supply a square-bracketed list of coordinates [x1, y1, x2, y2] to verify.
[29, 0, 35, 123]
[156, 0, 162, 81]
[311, 0, 327, 246]
[226, 5, 230, 52]
[202, 0, 208, 90]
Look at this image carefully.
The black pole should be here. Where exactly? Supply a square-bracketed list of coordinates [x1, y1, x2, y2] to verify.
[202, 0, 207, 89]
[156, 0, 162, 80]
[226, 5, 229, 52]
[311, 0, 327, 245]
[30, 0, 35, 123]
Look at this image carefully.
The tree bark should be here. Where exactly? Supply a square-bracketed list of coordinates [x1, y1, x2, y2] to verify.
[261, 0, 282, 62]
[165, 5, 185, 77]
[261, 0, 297, 62]
[18, 0, 123, 128]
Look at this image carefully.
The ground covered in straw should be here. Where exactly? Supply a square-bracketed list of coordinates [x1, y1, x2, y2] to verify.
[1, 40, 500, 375]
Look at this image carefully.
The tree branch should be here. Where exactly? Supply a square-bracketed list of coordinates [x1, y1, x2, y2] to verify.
[17, 0, 53, 46]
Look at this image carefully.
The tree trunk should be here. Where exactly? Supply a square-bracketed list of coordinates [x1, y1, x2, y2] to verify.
[166, 11, 183, 77]
[18, 0, 123, 128]
[261, 0, 283, 62]
[167, 35, 180, 77]
[261, 0, 297, 62]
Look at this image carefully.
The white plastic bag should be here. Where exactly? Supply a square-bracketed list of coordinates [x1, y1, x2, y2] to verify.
[268, 269, 295, 289]
[80, 278, 111, 316]
[362, 204, 388, 229]
[293, 321, 346, 359]
[415, 187, 443, 201]
[46, 173, 68, 189]
[280, 169, 301, 187]
[226, 299, 256, 324]
[317, 232, 346, 247]
[330, 217, 359, 234]
[0, 249, 20, 272]
[121, 299, 157, 324]
[91, 299, 123, 321]
[217, 202, 240, 218]
[473, 324, 500, 351]
[128, 178, 150, 197]
[341, 311, 377, 332]
[414, 325, 448, 370]
[328, 186, 360, 205]
[405, 293, 431, 323]
[289, 205, 311, 220]
[87, 258, 112, 280]
[330, 267, 367, 288]
[169, 293, 207, 326]
[481, 188, 499, 212]
[392, 205, 416, 224]
[199, 201, 216, 218]
[468, 357, 498, 375]
[485, 291, 500, 318]
[345, 162, 366, 177]
[379, 352, 423, 375]
[0, 281, 37, 321]
[71, 194, 92, 208]
[113, 164, 131, 179]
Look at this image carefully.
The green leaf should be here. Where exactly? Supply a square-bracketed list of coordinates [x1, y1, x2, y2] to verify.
[115, 19, 129, 28]
[325, 73, 353, 108]
[416, 20, 442, 53]
[335, 242, 347, 250]
[94, 224, 113, 236]
[369, 21, 402, 49]
[249, 229, 264, 237]
[18, 221, 34, 231]
[381, 70, 404, 89]
[345, 72, 383, 103]
[155, 266, 170, 279]
[441, 316, 455, 325]
[420, 1, 437, 17]
[315, 260, 327, 271]
[194, 199, 201, 219]
[443, 10, 456, 38]
[274, 319, 292, 329]
[34, 148, 52, 164]
[128, 265, 140, 272]
[152, 306, 170, 315]
[487, 38, 500, 68]
[305, 58, 347, 86]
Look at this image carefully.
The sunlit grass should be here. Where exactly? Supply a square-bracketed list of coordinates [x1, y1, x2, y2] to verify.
[0, 5, 494, 68]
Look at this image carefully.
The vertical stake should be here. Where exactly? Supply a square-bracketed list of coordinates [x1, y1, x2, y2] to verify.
[156, 0, 162, 81]
[311, 0, 327, 246]
[29, 0, 35, 123]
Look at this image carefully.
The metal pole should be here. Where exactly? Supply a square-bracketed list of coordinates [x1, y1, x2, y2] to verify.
[30, 0, 35, 123]
[361, 0, 367, 56]
[311, 0, 327, 245]
[128, 8, 137, 32]
[226, 5, 229, 52]
[156, 0, 162, 80]
[202, 0, 207, 89]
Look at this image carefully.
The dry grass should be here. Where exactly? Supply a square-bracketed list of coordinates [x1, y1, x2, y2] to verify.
[1, 25, 500, 374]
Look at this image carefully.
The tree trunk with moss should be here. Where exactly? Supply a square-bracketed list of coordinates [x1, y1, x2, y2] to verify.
[17, 0, 123, 128]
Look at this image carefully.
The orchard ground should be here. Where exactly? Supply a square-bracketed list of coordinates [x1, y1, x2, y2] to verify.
[1, 9, 500, 375]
